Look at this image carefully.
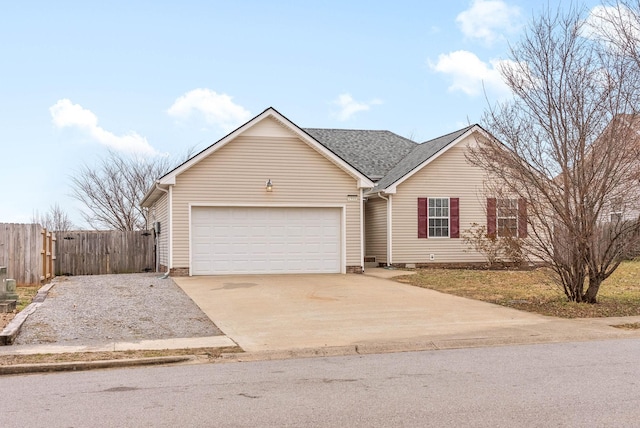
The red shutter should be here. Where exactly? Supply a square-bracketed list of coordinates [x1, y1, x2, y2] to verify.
[450, 198, 459, 238]
[518, 198, 528, 238]
[487, 198, 497, 238]
[418, 198, 427, 238]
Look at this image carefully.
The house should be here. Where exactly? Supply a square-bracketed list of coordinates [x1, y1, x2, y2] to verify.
[141, 107, 525, 275]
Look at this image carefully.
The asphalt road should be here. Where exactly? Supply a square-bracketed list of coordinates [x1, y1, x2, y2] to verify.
[2, 339, 640, 427]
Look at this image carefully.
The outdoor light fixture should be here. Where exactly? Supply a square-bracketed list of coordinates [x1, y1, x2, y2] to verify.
[266, 179, 273, 192]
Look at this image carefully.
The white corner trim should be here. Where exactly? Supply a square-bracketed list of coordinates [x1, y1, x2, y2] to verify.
[168, 185, 173, 270]
[388, 194, 393, 265]
[342, 205, 347, 274]
[359, 187, 364, 273]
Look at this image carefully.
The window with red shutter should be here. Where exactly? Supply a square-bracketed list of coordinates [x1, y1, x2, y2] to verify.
[428, 197, 449, 237]
[488, 197, 528, 238]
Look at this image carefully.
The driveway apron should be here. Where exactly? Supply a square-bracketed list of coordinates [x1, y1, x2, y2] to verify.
[173, 273, 555, 352]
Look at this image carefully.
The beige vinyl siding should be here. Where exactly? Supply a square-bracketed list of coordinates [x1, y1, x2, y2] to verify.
[240, 116, 294, 138]
[153, 193, 169, 268]
[365, 196, 387, 264]
[391, 135, 487, 263]
[171, 118, 362, 270]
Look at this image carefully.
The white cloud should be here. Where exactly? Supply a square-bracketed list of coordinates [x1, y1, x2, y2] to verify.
[331, 93, 382, 121]
[456, 0, 521, 45]
[49, 99, 158, 156]
[584, 5, 640, 47]
[430, 50, 514, 97]
[167, 89, 251, 132]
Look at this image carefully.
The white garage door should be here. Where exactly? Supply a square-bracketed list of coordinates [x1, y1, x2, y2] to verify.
[191, 206, 342, 275]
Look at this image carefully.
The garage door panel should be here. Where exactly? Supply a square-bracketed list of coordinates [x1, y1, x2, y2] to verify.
[191, 207, 341, 275]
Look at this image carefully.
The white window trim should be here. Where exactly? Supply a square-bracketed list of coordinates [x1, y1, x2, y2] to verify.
[428, 197, 450, 239]
[496, 198, 518, 238]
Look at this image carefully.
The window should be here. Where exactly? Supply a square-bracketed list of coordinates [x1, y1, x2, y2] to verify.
[497, 199, 518, 237]
[487, 197, 527, 238]
[418, 197, 459, 239]
[429, 198, 449, 237]
[610, 197, 623, 223]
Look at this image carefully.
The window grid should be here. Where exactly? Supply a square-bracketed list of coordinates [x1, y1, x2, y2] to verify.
[497, 198, 518, 237]
[428, 198, 449, 238]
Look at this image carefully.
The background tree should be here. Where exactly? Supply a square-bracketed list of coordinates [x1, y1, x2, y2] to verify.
[468, 5, 640, 303]
[71, 149, 192, 231]
[32, 203, 75, 232]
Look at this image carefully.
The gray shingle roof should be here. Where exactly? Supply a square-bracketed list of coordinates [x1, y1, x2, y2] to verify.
[304, 128, 417, 179]
[372, 125, 475, 191]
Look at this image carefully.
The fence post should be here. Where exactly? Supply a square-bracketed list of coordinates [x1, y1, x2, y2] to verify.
[40, 228, 46, 283]
[50, 232, 56, 281]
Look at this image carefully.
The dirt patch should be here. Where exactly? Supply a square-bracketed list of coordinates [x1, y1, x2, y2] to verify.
[611, 322, 640, 330]
[0, 313, 15, 331]
[0, 346, 242, 366]
[0, 285, 39, 331]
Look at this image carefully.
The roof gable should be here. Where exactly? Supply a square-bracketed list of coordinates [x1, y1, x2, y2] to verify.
[141, 107, 375, 207]
[165, 108, 374, 186]
[372, 124, 480, 193]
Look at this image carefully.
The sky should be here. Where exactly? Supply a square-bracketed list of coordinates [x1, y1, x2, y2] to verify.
[0, 0, 602, 227]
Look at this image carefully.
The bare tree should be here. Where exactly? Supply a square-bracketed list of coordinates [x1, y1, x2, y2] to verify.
[468, 5, 640, 303]
[32, 203, 75, 232]
[71, 150, 192, 231]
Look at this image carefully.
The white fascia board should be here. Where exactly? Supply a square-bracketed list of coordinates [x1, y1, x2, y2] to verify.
[157, 109, 276, 185]
[157, 107, 374, 189]
[383, 125, 484, 194]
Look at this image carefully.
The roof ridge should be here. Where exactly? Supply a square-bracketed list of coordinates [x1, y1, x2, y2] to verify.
[304, 128, 418, 145]
[420, 124, 476, 144]
[304, 127, 400, 133]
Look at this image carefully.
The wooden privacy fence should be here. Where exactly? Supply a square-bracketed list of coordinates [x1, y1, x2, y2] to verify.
[55, 230, 155, 276]
[0, 223, 55, 286]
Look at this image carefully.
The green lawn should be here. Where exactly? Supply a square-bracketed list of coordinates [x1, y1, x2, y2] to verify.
[396, 260, 640, 318]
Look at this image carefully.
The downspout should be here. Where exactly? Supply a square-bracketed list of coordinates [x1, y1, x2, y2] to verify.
[154, 183, 172, 279]
[377, 192, 392, 266]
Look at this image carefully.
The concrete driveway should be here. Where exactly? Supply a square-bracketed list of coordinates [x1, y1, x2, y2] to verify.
[172, 270, 582, 353]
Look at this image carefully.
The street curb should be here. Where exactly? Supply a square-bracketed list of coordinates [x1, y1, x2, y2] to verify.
[216, 333, 640, 364]
[0, 281, 57, 346]
[218, 342, 442, 363]
[0, 355, 192, 375]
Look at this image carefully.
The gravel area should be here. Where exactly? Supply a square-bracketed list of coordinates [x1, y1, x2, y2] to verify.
[14, 273, 222, 346]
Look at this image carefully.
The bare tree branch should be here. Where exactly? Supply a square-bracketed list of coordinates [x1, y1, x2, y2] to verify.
[32, 203, 75, 232]
[71, 149, 194, 231]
